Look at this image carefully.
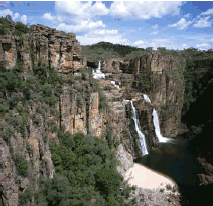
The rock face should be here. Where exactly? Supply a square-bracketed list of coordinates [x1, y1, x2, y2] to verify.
[102, 52, 186, 138]
[180, 80, 213, 204]
[125, 98, 157, 158]
[1, 24, 82, 75]
[87, 59, 99, 68]
[2, 101, 57, 206]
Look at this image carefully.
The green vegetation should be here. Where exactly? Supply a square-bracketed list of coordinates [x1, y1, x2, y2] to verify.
[89, 74, 108, 110]
[31, 132, 125, 205]
[0, 16, 29, 37]
[137, 70, 152, 93]
[14, 156, 29, 177]
[181, 49, 213, 117]
[82, 41, 146, 60]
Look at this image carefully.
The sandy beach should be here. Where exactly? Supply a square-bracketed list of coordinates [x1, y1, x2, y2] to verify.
[123, 163, 181, 205]
[124, 163, 177, 190]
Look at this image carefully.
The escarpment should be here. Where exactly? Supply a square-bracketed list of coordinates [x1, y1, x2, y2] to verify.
[101, 52, 186, 138]
[2, 18, 213, 206]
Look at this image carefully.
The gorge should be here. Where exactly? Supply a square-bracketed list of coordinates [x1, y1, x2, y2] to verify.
[1, 18, 213, 206]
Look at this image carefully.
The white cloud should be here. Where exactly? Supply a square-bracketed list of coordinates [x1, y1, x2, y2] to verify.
[184, 13, 192, 18]
[42, 12, 65, 23]
[150, 31, 158, 35]
[0, 9, 13, 17]
[13, 13, 20, 21]
[93, 29, 118, 36]
[77, 32, 130, 46]
[133, 40, 145, 46]
[193, 16, 212, 28]
[90, 1, 109, 16]
[110, 1, 182, 19]
[209, 38, 213, 42]
[196, 43, 210, 50]
[0, 9, 20, 21]
[168, 18, 192, 30]
[131, 38, 180, 50]
[55, 1, 109, 20]
[42, 12, 55, 22]
[153, 39, 169, 42]
[152, 24, 158, 29]
[56, 20, 106, 33]
[182, 44, 189, 49]
[20, 15, 28, 24]
[200, 8, 213, 16]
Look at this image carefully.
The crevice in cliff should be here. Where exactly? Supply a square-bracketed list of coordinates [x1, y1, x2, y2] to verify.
[59, 96, 62, 130]
[86, 91, 90, 134]
[166, 74, 169, 104]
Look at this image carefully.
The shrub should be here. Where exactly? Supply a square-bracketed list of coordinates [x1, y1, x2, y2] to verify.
[166, 184, 172, 191]
[95, 167, 122, 198]
[19, 188, 33, 206]
[15, 156, 29, 177]
[73, 85, 83, 93]
[23, 88, 31, 100]
[33, 115, 41, 126]
[104, 85, 112, 90]
[0, 104, 9, 114]
[13, 21, 29, 36]
[105, 125, 113, 150]
[9, 93, 20, 108]
[36, 106, 45, 117]
[43, 135, 48, 143]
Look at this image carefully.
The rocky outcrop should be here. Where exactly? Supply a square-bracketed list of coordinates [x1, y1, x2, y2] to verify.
[1, 24, 82, 75]
[101, 52, 186, 138]
[101, 59, 123, 73]
[2, 101, 57, 206]
[115, 144, 134, 178]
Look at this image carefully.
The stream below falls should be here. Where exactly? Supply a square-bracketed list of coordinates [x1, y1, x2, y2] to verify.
[131, 136, 206, 205]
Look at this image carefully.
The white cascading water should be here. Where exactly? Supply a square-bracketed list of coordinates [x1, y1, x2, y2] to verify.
[93, 61, 105, 79]
[130, 101, 149, 155]
[142, 94, 170, 143]
[111, 80, 120, 89]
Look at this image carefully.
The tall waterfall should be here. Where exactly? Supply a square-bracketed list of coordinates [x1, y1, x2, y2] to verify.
[93, 61, 105, 79]
[143, 94, 170, 143]
[130, 101, 148, 155]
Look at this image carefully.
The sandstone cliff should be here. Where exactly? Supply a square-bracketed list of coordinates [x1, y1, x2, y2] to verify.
[101, 52, 186, 138]
[2, 18, 212, 206]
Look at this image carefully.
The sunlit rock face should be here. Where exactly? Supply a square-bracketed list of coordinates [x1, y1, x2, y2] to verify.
[115, 144, 134, 178]
[1, 24, 82, 75]
[89, 92, 103, 138]
[108, 52, 186, 138]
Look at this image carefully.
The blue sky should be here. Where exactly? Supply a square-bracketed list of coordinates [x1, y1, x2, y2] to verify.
[1, 1, 213, 50]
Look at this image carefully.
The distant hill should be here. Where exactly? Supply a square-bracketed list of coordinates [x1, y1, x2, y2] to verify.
[81, 41, 146, 60]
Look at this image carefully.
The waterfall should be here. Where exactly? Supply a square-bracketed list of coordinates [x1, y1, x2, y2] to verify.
[130, 101, 148, 155]
[152, 109, 170, 143]
[111, 81, 119, 89]
[142, 94, 170, 143]
[143, 94, 151, 103]
[92, 61, 105, 79]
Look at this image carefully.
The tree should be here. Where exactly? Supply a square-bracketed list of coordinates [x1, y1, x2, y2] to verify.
[146, 47, 153, 51]
[6, 15, 12, 21]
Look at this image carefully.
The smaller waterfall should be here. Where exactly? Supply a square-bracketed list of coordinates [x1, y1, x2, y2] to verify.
[93, 61, 105, 79]
[130, 101, 148, 155]
[142, 94, 170, 143]
[111, 81, 119, 89]
[152, 109, 170, 143]
[143, 94, 151, 103]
